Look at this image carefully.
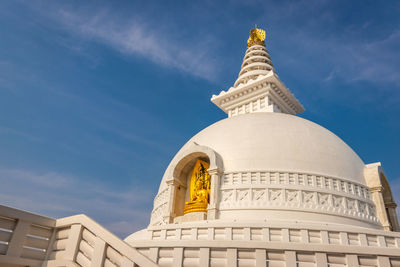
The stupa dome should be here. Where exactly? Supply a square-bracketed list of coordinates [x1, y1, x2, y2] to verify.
[150, 112, 380, 229]
[158, 112, 365, 193]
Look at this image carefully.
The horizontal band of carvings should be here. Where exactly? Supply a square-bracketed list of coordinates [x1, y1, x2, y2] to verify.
[219, 188, 378, 223]
[132, 241, 400, 258]
[218, 203, 377, 224]
[150, 171, 376, 226]
[214, 77, 302, 114]
[134, 247, 399, 266]
[221, 171, 371, 200]
[148, 219, 400, 236]
[142, 226, 400, 252]
[220, 184, 371, 203]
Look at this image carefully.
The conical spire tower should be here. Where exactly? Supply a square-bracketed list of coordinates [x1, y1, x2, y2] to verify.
[212, 28, 305, 117]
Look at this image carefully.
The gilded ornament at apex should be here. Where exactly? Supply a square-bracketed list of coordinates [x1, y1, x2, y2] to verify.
[183, 160, 211, 214]
[247, 28, 266, 48]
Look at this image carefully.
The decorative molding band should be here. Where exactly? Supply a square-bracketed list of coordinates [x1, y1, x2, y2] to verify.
[221, 171, 371, 201]
[219, 187, 378, 224]
[219, 171, 377, 224]
[150, 171, 378, 226]
[134, 246, 400, 267]
[146, 225, 400, 252]
[211, 72, 304, 117]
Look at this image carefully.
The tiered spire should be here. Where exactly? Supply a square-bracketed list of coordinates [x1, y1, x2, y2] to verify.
[235, 28, 274, 87]
[212, 28, 304, 117]
[234, 44, 274, 87]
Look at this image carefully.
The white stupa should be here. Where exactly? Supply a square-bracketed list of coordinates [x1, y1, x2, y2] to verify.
[124, 28, 400, 266]
[0, 28, 399, 267]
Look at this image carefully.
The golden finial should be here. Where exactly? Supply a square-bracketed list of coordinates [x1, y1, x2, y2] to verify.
[247, 28, 266, 48]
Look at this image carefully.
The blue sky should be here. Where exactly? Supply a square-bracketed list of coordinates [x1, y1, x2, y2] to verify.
[0, 0, 399, 238]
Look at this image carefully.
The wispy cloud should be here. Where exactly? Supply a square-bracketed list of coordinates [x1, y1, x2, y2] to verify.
[323, 70, 336, 82]
[0, 167, 154, 238]
[49, 8, 219, 81]
[349, 30, 400, 84]
[0, 126, 43, 143]
[282, 28, 400, 86]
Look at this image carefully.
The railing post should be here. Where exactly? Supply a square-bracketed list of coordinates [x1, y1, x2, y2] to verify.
[377, 256, 390, 267]
[91, 236, 106, 267]
[255, 249, 266, 267]
[44, 228, 57, 261]
[346, 255, 358, 266]
[315, 252, 327, 267]
[6, 220, 31, 257]
[227, 248, 237, 267]
[149, 247, 159, 263]
[199, 248, 210, 267]
[172, 247, 183, 267]
[64, 224, 83, 262]
[284, 251, 296, 267]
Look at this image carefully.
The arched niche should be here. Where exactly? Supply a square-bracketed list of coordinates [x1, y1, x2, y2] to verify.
[165, 142, 223, 223]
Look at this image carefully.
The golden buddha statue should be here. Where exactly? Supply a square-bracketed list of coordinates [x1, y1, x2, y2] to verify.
[183, 160, 211, 214]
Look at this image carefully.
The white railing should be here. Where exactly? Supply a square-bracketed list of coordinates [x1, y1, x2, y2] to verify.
[0, 204, 158, 267]
[0, 204, 55, 267]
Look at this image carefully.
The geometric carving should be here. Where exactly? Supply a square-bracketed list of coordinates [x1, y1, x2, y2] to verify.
[269, 189, 282, 202]
[220, 171, 370, 202]
[369, 205, 377, 217]
[253, 189, 266, 201]
[232, 173, 239, 184]
[222, 190, 234, 202]
[347, 199, 357, 212]
[298, 175, 305, 185]
[218, 171, 378, 224]
[340, 181, 346, 192]
[237, 189, 249, 201]
[241, 173, 250, 184]
[332, 180, 340, 191]
[288, 174, 295, 184]
[151, 170, 378, 226]
[318, 193, 329, 206]
[307, 176, 313, 186]
[332, 196, 344, 209]
[302, 191, 315, 204]
[286, 190, 299, 203]
[316, 176, 323, 187]
[217, 185, 378, 223]
[359, 201, 367, 214]
[270, 173, 277, 184]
